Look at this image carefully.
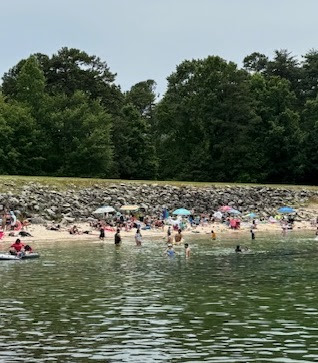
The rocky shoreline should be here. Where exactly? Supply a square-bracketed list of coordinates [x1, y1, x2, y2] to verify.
[0, 182, 317, 224]
[0, 182, 318, 223]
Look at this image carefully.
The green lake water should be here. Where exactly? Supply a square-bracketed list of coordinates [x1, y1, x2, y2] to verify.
[0, 232, 318, 362]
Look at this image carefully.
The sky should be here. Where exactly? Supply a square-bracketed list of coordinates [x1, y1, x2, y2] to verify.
[1, 0, 318, 97]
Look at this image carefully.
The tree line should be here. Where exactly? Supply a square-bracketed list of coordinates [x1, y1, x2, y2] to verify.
[0, 47, 317, 184]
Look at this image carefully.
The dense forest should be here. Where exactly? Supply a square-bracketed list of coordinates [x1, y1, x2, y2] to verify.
[0, 47, 317, 184]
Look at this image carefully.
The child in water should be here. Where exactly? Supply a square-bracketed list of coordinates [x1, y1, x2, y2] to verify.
[166, 244, 175, 257]
[184, 243, 191, 258]
[211, 230, 216, 240]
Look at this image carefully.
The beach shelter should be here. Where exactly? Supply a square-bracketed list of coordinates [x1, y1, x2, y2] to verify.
[120, 205, 140, 212]
[93, 206, 116, 215]
[173, 208, 191, 216]
[278, 207, 295, 214]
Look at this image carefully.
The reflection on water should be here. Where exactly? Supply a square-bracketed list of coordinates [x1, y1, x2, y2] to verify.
[0, 232, 318, 362]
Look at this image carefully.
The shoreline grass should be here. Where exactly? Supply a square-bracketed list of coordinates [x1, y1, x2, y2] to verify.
[0, 175, 317, 192]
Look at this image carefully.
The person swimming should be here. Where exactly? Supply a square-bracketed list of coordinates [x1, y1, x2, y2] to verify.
[235, 245, 248, 253]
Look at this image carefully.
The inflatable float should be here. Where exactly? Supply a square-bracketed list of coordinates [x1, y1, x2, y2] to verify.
[0, 253, 40, 261]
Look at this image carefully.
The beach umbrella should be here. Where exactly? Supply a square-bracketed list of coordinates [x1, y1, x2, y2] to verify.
[173, 208, 191, 216]
[246, 212, 257, 218]
[213, 211, 223, 219]
[229, 209, 241, 215]
[120, 205, 140, 212]
[219, 205, 232, 212]
[93, 206, 115, 215]
[278, 207, 295, 214]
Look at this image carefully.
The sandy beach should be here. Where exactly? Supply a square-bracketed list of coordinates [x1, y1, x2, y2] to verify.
[0, 218, 316, 251]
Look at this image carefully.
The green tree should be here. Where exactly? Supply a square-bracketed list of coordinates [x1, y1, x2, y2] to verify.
[125, 80, 157, 118]
[301, 99, 318, 182]
[155, 56, 260, 182]
[300, 49, 318, 100]
[43, 91, 114, 177]
[15, 56, 45, 107]
[243, 52, 269, 73]
[0, 95, 43, 175]
[250, 74, 305, 182]
[2, 47, 124, 115]
[112, 104, 158, 179]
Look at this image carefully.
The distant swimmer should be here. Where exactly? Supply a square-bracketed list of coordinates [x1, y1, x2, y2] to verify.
[211, 230, 216, 240]
[184, 243, 191, 258]
[235, 245, 249, 253]
[166, 244, 175, 257]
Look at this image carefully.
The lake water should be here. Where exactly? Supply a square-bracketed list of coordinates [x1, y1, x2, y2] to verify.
[0, 232, 318, 362]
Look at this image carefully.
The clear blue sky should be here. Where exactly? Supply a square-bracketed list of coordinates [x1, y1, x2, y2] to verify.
[1, 0, 318, 96]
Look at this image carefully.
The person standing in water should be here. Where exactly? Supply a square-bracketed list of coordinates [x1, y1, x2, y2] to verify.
[135, 228, 142, 246]
[174, 229, 183, 244]
[166, 244, 175, 257]
[184, 243, 191, 258]
[211, 230, 216, 240]
[99, 226, 105, 241]
[114, 229, 122, 245]
[250, 229, 255, 240]
[167, 226, 172, 243]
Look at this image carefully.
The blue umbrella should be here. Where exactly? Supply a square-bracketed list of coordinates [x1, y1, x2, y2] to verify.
[246, 212, 257, 218]
[278, 207, 295, 214]
[229, 208, 241, 215]
[173, 208, 191, 216]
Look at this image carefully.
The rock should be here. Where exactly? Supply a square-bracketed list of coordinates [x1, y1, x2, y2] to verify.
[45, 209, 55, 217]
[63, 216, 75, 223]
[30, 216, 47, 224]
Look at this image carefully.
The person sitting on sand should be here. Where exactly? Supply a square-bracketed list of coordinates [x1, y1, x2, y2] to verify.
[19, 230, 33, 237]
[47, 224, 61, 231]
[174, 229, 183, 244]
[9, 239, 25, 255]
[69, 225, 79, 235]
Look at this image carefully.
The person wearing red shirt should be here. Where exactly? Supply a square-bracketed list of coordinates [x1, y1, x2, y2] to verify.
[9, 239, 25, 255]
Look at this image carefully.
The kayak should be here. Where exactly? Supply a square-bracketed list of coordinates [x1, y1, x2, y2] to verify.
[0, 253, 40, 260]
